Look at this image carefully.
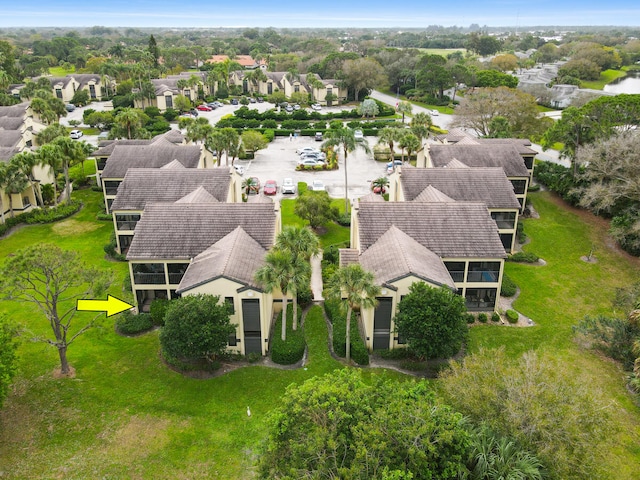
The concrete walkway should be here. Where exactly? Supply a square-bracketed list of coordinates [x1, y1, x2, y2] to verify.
[310, 252, 324, 302]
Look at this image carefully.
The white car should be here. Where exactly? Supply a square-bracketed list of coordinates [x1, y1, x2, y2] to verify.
[69, 129, 83, 139]
[354, 129, 364, 140]
[297, 146, 320, 155]
[311, 103, 322, 111]
[430, 109, 439, 116]
[298, 158, 325, 167]
[233, 164, 245, 175]
[281, 178, 296, 194]
[310, 180, 325, 191]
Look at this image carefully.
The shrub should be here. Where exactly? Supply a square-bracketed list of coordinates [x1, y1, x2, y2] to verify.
[103, 233, 126, 261]
[335, 213, 351, 226]
[96, 212, 112, 221]
[379, 348, 413, 360]
[324, 298, 369, 365]
[149, 298, 170, 326]
[297, 285, 313, 308]
[491, 312, 501, 322]
[501, 274, 518, 297]
[506, 309, 519, 323]
[270, 308, 306, 365]
[115, 311, 154, 335]
[465, 313, 476, 324]
[262, 128, 275, 142]
[478, 313, 488, 323]
[507, 251, 539, 263]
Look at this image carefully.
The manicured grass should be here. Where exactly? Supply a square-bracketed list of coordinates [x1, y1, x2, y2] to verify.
[581, 68, 627, 90]
[280, 196, 350, 249]
[49, 66, 75, 76]
[469, 191, 640, 478]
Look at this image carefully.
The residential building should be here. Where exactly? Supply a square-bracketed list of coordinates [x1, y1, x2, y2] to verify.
[134, 72, 215, 111]
[110, 167, 243, 253]
[388, 166, 521, 253]
[126, 201, 281, 355]
[48, 73, 112, 102]
[343, 198, 506, 351]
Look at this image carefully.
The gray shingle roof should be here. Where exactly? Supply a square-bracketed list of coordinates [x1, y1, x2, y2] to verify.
[0, 130, 22, 148]
[126, 203, 276, 260]
[360, 225, 456, 288]
[0, 102, 29, 118]
[429, 144, 529, 177]
[0, 117, 23, 130]
[356, 201, 506, 258]
[401, 167, 521, 209]
[476, 138, 536, 155]
[101, 137, 201, 178]
[111, 168, 231, 211]
[175, 186, 220, 204]
[339, 248, 360, 267]
[176, 226, 267, 293]
[359, 192, 386, 203]
[92, 131, 184, 157]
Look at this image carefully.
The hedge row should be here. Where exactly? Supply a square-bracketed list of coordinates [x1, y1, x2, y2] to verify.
[270, 306, 306, 365]
[115, 311, 154, 335]
[324, 298, 369, 365]
[0, 201, 81, 237]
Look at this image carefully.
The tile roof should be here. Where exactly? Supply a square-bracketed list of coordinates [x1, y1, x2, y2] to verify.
[126, 203, 276, 260]
[101, 137, 201, 178]
[401, 167, 521, 209]
[359, 192, 386, 202]
[429, 144, 530, 177]
[175, 186, 220, 204]
[339, 248, 360, 267]
[359, 225, 456, 288]
[356, 201, 506, 259]
[176, 226, 267, 293]
[0, 130, 22, 148]
[0, 102, 29, 118]
[413, 185, 456, 203]
[0, 117, 24, 130]
[110, 168, 230, 211]
[92, 131, 184, 157]
[476, 138, 536, 155]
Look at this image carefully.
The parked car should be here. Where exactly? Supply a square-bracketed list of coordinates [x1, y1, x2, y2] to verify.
[263, 180, 277, 195]
[293, 104, 301, 110]
[354, 129, 364, 140]
[69, 129, 83, 139]
[315, 132, 323, 141]
[213, 101, 224, 107]
[233, 164, 245, 176]
[298, 158, 325, 167]
[301, 151, 326, 160]
[196, 104, 212, 111]
[179, 112, 197, 119]
[230, 98, 239, 105]
[297, 146, 320, 155]
[247, 177, 260, 194]
[285, 105, 294, 113]
[386, 160, 404, 173]
[430, 109, 439, 116]
[281, 178, 296, 194]
[206, 102, 218, 109]
[249, 97, 257, 103]
[256, 97, 264, 103]
[311, 103, 322, 111]
[310, 180, 325, 191]
[64, 103, 75, 112]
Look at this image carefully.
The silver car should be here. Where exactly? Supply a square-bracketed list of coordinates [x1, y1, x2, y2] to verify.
[282, 178, 296, 194]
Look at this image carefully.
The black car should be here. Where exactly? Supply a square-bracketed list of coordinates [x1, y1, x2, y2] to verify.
[256, 97, 264, 103]
[189, 109, 199, 117]
[230, 98, 239, 105]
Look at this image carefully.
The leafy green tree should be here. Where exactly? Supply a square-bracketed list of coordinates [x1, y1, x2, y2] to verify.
[35, 143, 63, 205]
[322, 127, 372, 213]
[341, 57, 386, 102]
[327, 264, 380, 363]
[70, 89, 89, 106]
[0, 315, 18, 409]
[0, 244, 111, 376]
[396, 100, 412, 122]
[255, 250, 297, 341]
[274, 226, 320, 329]
[490, 54, 519, 73]
[358, 98, 379, 118]
[241, 130, 268, 155]
[541, 106, 595, 174]
[377, 126, 405, 163]
[466, 34, 502, 56]
[159, 294, 235, 363]
[0, 161, 27, 217]
[474, 70, 518, 89]
[51, 136, 89, 203]
[395, 283, 468, 359]
[294, 190, 336, 230]
[148, 34, 160, 68]
[440, 348, 616, 480]
[486, 115, 513, 138]
[398, 132, 420, 163]
[113, 108, 147, 139]
[10, 151, 44, 206]
[259, 369, 470, 480]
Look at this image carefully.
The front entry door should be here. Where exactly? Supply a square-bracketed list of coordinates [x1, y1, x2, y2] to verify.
[373, 297, 393, 350]
[242, 299, 262, 355]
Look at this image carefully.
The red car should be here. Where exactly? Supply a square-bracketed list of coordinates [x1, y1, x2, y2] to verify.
[196, 104, 212, 111]
[263, 180, 278, 195]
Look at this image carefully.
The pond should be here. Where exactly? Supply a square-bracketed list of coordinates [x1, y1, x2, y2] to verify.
[603, 70, 640, 94]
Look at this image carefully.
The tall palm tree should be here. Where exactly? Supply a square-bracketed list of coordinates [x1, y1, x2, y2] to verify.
[51, 137, 88, 204]
[274, 226, 320, 329]
[114, 108, 144, 139]
[36, 143, 63, 206]
[11, 151, 44, 207]
[0, 162, 9, 224]
[322, 127, 371, 214]
[2, 162, 28, 218]
[396, 100, 413, 123]
[255, 249, 295, 341]
[399, 132, 420, 164]
[327, 264, 380, 364]
[377, 126, 404, 165]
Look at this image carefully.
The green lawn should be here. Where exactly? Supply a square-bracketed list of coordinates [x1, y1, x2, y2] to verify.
[1, 188, 640, 478]
[49, 66, 76, 76]
[581, 68, 628, 90]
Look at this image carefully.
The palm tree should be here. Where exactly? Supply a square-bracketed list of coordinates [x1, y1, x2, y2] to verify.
[51, 137, 88, 203]
[322, 128, 372, 214]
[114, 108, 144, 139]
[241, 177, 257, 196]
[274, 226, 320, 329]
[377, 126, 404, 165]
[11, 151, 44, 207]
[327, 264, 380, 364]
[36, 143, 63, 206]
[399, 132, 420, 164]
[0, 162, 9, 224]
[371, 177, 389, 194]
[255, 249, 295, 341]
[396, 100, 413, 123]
[2, 162, 28, 218]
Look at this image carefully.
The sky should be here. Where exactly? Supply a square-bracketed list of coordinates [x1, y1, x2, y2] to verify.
[2, 0, 639, 28]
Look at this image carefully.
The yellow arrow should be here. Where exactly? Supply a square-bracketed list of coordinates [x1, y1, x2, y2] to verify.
[77, 295, 134, 317]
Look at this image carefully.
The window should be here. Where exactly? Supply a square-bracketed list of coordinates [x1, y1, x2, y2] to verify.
[165, 96, 173, 109]
[115, 213, 140, 231]
[465, 288, 497, 311]
[104, 180, 120, 196]
[167, 263, 189, 285]
[97, 159, 107, 170]
[118, 234, 132, 250]
[228, 331, 238, 346]
[524, 156, 534, 170]
[467, 262, 501, 283]
[89, 84, 96, 99]
[499, 233, 513, 251]
[243, 80, 248, 93]
[267, 83, 273, 95]
[491, 211, 516, 229]
[132, 263, 166, 285]
[444, 261, 465, 282]
[225, 297, 235, 314]
[511, 179, 527, 195]
[184, 89, 191, 99]
[294, 85, 300, 92]
[55, 89, 62, 99]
